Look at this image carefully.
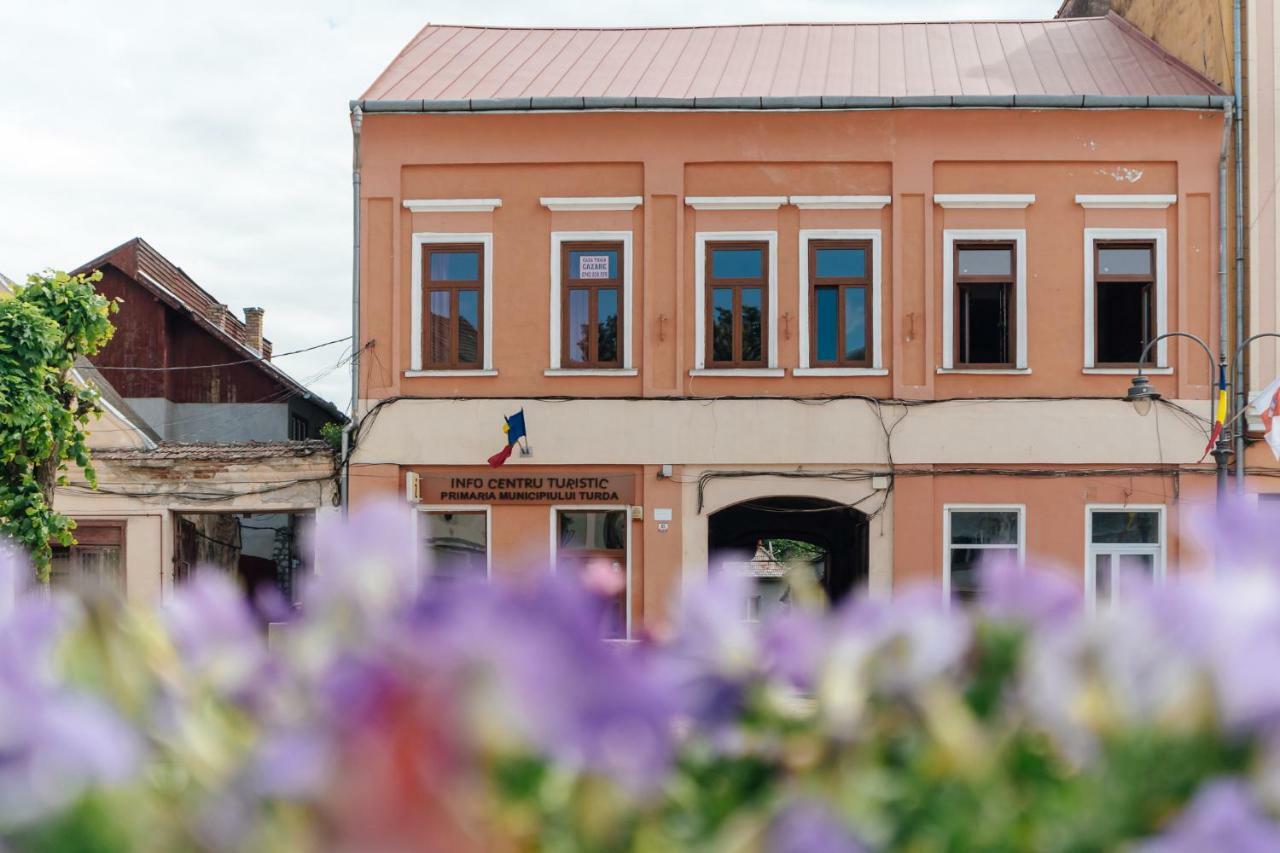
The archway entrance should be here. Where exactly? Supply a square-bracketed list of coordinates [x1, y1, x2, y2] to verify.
[707, 496, 869, 614]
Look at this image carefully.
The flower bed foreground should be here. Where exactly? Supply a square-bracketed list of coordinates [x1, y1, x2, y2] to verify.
[5, 504, 1280, 852]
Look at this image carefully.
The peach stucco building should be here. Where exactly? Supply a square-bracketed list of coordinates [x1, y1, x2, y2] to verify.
[348, 16, 1234, 633]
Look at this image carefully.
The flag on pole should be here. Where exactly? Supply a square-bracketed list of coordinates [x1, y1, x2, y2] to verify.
[1250, 377, 1280, 461]
[1200, 364, 1229, 462]
[487, 409, 528, 467]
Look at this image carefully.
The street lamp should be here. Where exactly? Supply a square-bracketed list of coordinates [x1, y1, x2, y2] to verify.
[1122, 331, 1230, 498]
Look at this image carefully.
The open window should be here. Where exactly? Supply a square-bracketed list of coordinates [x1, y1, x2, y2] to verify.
[1094, 242, 1156, 366]
[954, 243, 1015, 367]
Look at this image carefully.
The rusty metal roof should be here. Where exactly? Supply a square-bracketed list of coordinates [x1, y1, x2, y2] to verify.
[361, 14, 1223, 107]
[93, 440, 335, 462]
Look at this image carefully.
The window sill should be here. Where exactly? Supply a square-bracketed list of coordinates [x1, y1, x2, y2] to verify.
[404, 369, 498, 377]
[793, 367, 889, 377]
[937, 368, 1032, 375]
[544, 369, 639, 377]
[1082, 367, 1173, 375]
[689, 368, 785, 377]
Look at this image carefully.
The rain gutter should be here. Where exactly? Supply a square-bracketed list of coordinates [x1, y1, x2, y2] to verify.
[1233, 0, 1247, 490]
[351, 94, 1232, 113]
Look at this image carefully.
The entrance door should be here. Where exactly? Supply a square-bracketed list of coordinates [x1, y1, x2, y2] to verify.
[707, 497, 869, 610]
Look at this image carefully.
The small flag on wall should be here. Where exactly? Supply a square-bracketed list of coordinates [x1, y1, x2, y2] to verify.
[487, 409, 529, 467]
[1201, 364, 1229, 461]
[1251, 377, 1280, 461]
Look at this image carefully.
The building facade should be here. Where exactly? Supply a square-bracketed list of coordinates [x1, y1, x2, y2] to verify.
[75, 238, 343, 442]
[349, 17, 1233, 633]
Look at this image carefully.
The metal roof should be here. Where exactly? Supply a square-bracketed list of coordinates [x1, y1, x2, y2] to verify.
[361, 14, 1224, 110]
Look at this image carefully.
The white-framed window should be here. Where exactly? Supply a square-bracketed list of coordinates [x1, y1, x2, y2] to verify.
[796, 229, 884, 375]
[1083, 229, 1168, 370]
[692, 231, 780, 375]
[410, 232, 495, 375]
[550, 505, 631, 639]
[1085, 505, 1165, 609]
[942, 504, 1026, 602]
[418, 505, 491, 581]
[941, 229, 1028, 371]
[549, 231, 635, 373]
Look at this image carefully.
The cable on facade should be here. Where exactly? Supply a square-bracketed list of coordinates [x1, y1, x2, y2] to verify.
[80, 336, 352, 371]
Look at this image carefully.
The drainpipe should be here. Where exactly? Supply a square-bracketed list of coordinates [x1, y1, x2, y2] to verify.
[1233, 0, 1247, 491]
[341, 103, 363, 511]
[1218, 103, 1228, 499]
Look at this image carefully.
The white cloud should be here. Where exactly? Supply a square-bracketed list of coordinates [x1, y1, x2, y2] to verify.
[0, 0, 1060, 407]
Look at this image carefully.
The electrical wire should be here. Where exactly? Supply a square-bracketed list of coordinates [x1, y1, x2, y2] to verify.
[79, 336, 350, 372]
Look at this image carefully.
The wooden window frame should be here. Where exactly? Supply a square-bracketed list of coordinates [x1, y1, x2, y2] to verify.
[51, 520, 127, 593]
[423, 243, 485, 370]
[418, 505, 492, 580]
[953, 241, 1017, 369]
[549, 505, 632, 640]
[1092, 240, 1156, 368]
[808, 239, 873, 368]
[560, 241, 625, 369]
[704, 240, 771, 368]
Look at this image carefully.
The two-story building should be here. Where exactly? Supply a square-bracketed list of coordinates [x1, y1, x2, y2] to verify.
[348, 15, 1232, 634]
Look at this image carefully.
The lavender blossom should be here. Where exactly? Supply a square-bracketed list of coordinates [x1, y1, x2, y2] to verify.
[768, 799, 868, 853]
[1140, 781, 1280, 853]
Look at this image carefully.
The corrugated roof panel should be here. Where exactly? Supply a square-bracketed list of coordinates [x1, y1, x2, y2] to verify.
[360, 16, 1225, 103]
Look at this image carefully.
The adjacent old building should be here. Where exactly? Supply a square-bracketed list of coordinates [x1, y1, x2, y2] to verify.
[74, 237, 343, 442]
[347, 16, 1234, 634]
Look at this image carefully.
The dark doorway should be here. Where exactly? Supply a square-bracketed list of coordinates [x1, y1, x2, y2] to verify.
[708, 496, 869, 610]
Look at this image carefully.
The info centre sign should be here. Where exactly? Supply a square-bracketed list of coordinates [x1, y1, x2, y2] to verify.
[420, 471, 636, 505]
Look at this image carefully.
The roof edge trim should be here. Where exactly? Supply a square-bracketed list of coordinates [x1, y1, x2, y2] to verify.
[352, 94, 1232, 114]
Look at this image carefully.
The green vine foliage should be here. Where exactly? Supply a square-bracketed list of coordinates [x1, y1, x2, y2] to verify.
[0, 271, 118, 581]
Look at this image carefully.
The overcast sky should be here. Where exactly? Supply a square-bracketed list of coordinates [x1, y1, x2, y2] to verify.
[0, 0, 1059, 409]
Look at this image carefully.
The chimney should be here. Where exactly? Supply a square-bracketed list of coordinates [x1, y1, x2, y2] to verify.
[243, 307, 265, 354]
[207, 303, 230, 330]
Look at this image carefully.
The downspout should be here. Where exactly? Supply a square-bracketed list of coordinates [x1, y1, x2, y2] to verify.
[1233, 0, 1247, 490]
[341, 103, 363, 511]
[1221, 103, 1233, 394]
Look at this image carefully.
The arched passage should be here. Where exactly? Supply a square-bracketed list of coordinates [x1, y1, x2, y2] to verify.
[707, 496, 869, 606]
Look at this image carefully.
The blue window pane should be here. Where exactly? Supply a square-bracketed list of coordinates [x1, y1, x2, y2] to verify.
[429, 250, 480, 281]
[712, 288, 734, 362]
[741, 287, 762, 363]
[844, 288, 866, 362]
[597, 288, 619, 364]
[429, 290, 451, 363]
[711, 248, 762, 279]
[458, 290, 479, 364]
[568, 289, 589, 363]
[569, 250, 618, 280]
[815, 247, 866, 278]
[815, 287, 838, 362]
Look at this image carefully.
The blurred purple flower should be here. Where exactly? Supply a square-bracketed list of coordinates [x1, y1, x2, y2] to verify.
[979, 556, 1079, 626]
[1140, 780, 1280, 853]
[301, 501, 421, 622]
[247, 727, 333, 799]
[768, 799, 868, 853]
[762, 608, 827, 692]
[407, 574, 677, 793]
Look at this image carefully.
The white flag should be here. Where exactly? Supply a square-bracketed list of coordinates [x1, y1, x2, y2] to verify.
[1249, 377, 1280, 461]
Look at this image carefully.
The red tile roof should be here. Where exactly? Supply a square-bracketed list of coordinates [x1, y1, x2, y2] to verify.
[362, 14, 1223, 104]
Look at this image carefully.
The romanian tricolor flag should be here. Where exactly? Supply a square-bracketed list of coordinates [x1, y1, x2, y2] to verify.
[1201, 364, 1229, 461]
[487, 409, 528, 467]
